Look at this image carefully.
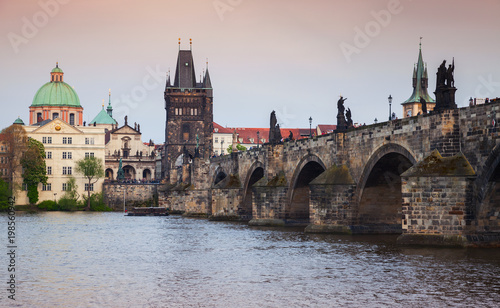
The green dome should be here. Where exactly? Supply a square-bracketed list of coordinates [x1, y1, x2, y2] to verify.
[51, 66, 63, 73]
[90, 107, 117, 125]
[13, 117, 24, 125]
[31, 81, 81, 107]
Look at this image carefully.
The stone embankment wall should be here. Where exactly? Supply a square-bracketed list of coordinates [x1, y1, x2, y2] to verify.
[103, 183, 158, 211]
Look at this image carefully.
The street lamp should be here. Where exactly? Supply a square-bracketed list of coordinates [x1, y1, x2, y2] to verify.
[388, 94, 393, 121]
[374, 118, 378, 124]
[309, 116, 312, 138]
[257, 131, 260, 148]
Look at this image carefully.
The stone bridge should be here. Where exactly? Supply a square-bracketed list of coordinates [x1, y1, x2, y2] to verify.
[159, 102, 500, 247]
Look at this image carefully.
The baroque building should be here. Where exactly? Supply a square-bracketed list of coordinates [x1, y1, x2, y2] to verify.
[104, 116, 156, 182]
[401, 43, 436, 118]
[29, 63, 84, 126]
[163, 44, 213, 181]
[14, 64, 106, 205]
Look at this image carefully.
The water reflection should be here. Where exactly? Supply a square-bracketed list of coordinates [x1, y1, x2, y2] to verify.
[0, 212, 499, 307]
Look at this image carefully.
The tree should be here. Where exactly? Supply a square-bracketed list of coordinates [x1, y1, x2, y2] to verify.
[0, 178, 10, 211]
[21, 138, 48, 204]
[227, 143, 247, 153]
[62, 176, 79, 201]
[1, 124, 28, 192]
[75, 156, 104, 210]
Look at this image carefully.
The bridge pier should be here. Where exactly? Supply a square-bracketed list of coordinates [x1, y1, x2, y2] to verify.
[249, 172, 290, 226]
[305, 164, 355, 234]
[397, 150, 477, 246]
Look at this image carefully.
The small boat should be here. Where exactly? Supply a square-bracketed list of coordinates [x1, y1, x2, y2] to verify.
[126, 207, 170, 216]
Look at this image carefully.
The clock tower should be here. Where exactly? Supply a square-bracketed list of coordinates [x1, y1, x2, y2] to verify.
[163, 42, 213, 181]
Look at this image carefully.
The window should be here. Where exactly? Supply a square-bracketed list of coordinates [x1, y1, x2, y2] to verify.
[62, 183, 67, 191]
[215, 137, 218, 143]
[42, 137, 52, 144]
[215, 150, 218, 155]
[46, 152, 52, 159]
[42, 183, 52, 191]
[22, 183, 27, 191]
[85, 138, 95, 145]
[52, 113, 59, 120]
[85, 183, 94, 191]
[62, 137, 72, 144]
[62, 166, 72, 175]
[62, 152, 72, 159]
[69, 114, 75, 125]
[47, 166, 52, 175]
[85, 152, 94, 158]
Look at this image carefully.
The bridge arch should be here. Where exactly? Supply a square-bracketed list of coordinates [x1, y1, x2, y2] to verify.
[241, 161, 265, 221]
[475, 143, 500, 231]
[212, 167, 227, 186]
[355, 143, 417, 232]
[287, 154, 327, 223]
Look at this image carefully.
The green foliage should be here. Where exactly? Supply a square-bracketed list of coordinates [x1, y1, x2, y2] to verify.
[75, 157, 104, 210]
[27, 184, 39, 205]
[21, 138, 47, 204]
[62, 176, 79, 201]
[82, 192, 112, 211]
[58, 197, 78, 211]
[37, 200, 58, 211]
[0, 178, 10, 211]
[226, 143, 247, 154]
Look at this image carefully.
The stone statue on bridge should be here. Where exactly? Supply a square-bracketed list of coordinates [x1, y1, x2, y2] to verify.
[420, 96, 427, 114]
[346, 108, 353, 128]
[337, 96, 348, 131]
[434, 58, 457, 111]
[269, 111, 282, 144]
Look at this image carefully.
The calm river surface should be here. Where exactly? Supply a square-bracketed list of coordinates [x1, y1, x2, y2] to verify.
[1, 212, 500, 307]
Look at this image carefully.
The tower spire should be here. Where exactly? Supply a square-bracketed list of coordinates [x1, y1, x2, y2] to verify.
[106, 88, 113, 117]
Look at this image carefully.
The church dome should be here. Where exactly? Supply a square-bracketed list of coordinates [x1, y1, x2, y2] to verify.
[31, 63, 81, 108]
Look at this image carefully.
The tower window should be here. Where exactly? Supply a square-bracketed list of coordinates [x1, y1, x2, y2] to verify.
[52, 113, 59, 120]
[69, 113, 75, 125]
[182, 124, 190, 141]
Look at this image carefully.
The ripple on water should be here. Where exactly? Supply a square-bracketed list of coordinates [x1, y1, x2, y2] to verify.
[1, 212, 499, 307]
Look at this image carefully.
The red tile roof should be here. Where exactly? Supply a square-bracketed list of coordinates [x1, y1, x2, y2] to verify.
[213, 122, 313, 144]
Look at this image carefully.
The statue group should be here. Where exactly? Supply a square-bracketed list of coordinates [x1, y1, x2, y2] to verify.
[434, 58, 457, 111]
[337, 96, 353, 130]
[269, 111, 282, 144]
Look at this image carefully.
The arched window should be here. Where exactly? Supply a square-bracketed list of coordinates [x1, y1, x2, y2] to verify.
[69, 113, 75, 125]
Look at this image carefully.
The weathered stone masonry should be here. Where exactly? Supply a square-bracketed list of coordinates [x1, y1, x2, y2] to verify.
[158, 101, 500, 246]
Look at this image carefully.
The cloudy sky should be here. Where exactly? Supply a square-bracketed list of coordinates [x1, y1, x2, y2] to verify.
[1, 0, 500, 143]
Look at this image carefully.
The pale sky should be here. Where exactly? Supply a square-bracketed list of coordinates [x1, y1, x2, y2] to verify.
[1, 0, 500, 144]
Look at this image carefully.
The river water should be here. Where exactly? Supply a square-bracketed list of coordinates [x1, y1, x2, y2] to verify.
[1, 212, 500, 307]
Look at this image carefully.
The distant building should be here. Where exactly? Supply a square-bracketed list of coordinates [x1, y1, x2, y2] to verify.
[213, 122, 335, 154]
[213, 123, 233, 155]
[13, 64, 106, 205]
[401, 44, 436, 118]
[104, 117, 156, 181]
[0, 134, 8, 182]
[163, 45, 213, 181]
[20, 118, 106, 205]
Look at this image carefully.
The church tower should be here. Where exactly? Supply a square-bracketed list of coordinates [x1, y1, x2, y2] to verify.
[163, 40, 213, 181]
[401, 41, 436, 117]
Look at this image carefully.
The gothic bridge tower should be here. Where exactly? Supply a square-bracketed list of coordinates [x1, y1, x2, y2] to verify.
[163, 41, 213, 181]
